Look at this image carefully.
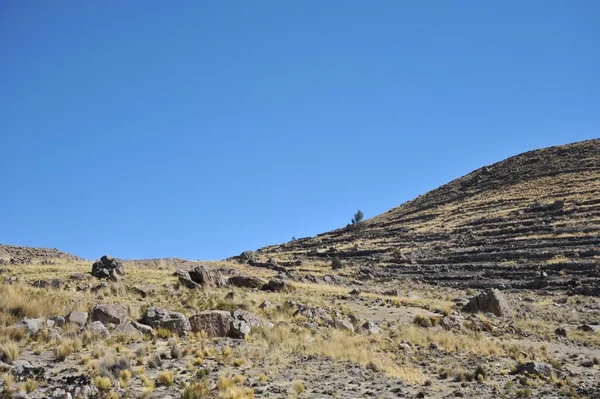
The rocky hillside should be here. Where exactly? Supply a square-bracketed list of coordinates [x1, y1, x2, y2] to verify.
[0, 245, 85, 265]
[256, 139, 600, 293]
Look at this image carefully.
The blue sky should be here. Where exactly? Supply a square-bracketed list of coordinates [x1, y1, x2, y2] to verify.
[1, 1, 598, 260]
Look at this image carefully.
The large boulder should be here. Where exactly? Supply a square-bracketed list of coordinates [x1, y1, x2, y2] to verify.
[462, 289, 512, 317]
[228, 275, 266, 289]
[92, 304, 127, 325]
[91, 255, 125, 281]
[141, 307, 190, 336]
[66, 311, 88, 327]
[263, 278, 294, 292]
[189, 311, 234, 337]
[229, 310, 264, 338]
[174, 269, 200, 289]
[189, 265, 214, 287]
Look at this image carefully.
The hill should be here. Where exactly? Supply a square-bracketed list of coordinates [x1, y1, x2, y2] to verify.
[255, 139, 600, 293]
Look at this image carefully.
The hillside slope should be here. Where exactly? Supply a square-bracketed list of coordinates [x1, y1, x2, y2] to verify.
[257, 139, 600, 293]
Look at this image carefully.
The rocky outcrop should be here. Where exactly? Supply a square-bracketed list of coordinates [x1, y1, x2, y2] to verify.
[515, 362, 553, 377]
[263, 278, 294, 292]
[91, 255, 125, 281]
[141, 307, 190, 336]
[463, 289, 512, 317]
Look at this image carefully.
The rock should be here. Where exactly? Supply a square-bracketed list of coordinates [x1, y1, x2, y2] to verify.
[66, 311, 88, 327]
[515, 362, 553, 377]
[175, 270, 200, 289]
[212, 271, 228, 287]
[189, 265, 214, 287]
[32, 279, 61, 289]
[264, 278, 294, 292]
[225, 292, 236, 300]
[133, 285, 157, 298]
[439, 316, 462, 331]
[113, 321, 143, 338]
[349, 288, 361, 296]
[69, 273, 87, 281]
[361, 321, 381, 334]
[554, 327, 568, 337]
[11, 360, 44, 380]
[228, 275, 266, 289]
[141, 307, 190, 336]
[577, 324, 599, 333]
[237, 251, 258, 264]
[86, 321, 110, 338]
[49, 316, 65, 328]
[259, 300, 273, 309]
[91, 255, 124, 280]
[334, 318, 355, 333]
[382, 288, 400, 297]
[189, 311, 234, 337]
[230, 319, 251, 338]
[229, 310, 264, 338]
[463, 289, 512, 317]
[10, 318, 42, 334]
[131, 321, 155, 337]
[92, 304, 127, 325]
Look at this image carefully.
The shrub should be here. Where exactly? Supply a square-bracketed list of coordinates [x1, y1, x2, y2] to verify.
[170, 339, 182, 359]
[0, 341, 20, 363]
[99, 356, 131, 380]
[293, 380, 305, 394]
[156, 370, 174, 386]
[331, 257, 344, 270]
[93, 375, 111, 391]
[181, 380, 211, 399]
[148, 352, 163, 368]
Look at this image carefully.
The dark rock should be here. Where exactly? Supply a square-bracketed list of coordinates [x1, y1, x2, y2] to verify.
[264, 278, 293, 292]
[92, 304, 127, 325]
[554, 327, 568, 337]
[577, 324, 599, 333]
[463, 289, 512, 317]
[141, 307, 190, 336]
[228, 275, 266, 289]
[92, 255, 124, 280]
[189, 265, 214, 287]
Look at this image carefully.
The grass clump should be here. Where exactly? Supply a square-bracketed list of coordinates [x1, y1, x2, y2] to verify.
[181, 380, 211, 399]
[156, 370, 175, 386]
[0, 341, 20, 363]
[93, 375, 111, 391]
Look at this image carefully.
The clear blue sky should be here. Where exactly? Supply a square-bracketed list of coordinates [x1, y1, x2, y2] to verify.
[1, 1, 598, 260]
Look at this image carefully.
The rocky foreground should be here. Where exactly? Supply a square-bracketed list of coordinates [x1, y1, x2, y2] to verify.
[0, 254, 599, 398]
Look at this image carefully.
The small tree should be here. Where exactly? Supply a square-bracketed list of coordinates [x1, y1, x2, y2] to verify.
[350, 210, 365, 236]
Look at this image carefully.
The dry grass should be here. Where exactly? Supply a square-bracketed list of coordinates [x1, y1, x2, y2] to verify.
[0, 341, 20, 363]
[156, 370, 174, 386]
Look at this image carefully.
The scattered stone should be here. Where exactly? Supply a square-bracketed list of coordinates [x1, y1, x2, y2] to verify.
[49, 316, 66, 328]
[463, 289, 512, 317]
[10, 318, 42, 335]
[189, 311, 234, 337]
[225, 292, 236, 300]
[92, 304, 127, 325]
[32, 279, 62, 289]
[515, 362, 553, 377]
[132, 285, 157, 297]
[259, 300, 273, 309]
[264, 278, 294, 292]
[229, 310, 264, 338]
[554, 327, 568, 337]
[86, 321, 110, 338]
[382, 288, 400, 296]
[228, 275, 266, 289]
[65, 311, 88, 327]
[349, 288, 361, 296]
[361, 321, 381, 334]
[11, 360, 44, 380]
[131, 321, 155, 337]
[141, 307, 190, 336]
[334, 318, 355, 333]
[113, 321, 143, 338]
[439, 316, 462, 331]
[577, 324, 599, 333]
